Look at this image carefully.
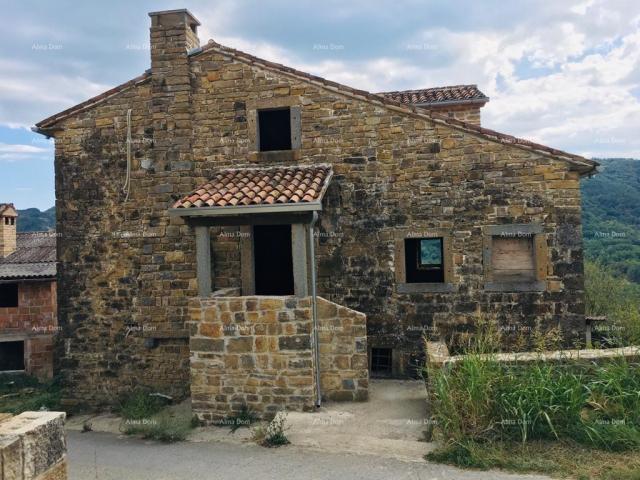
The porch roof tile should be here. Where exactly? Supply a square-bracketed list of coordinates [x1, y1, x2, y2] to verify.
[173, 164, 333, 209]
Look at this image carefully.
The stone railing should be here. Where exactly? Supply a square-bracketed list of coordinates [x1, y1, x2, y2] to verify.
[188, 293, 369, 422]
[0, 411, 67, 480]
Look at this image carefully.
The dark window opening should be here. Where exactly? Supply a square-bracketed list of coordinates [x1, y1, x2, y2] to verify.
[405, 238, 444, 283]
[0, 341, 24, 371]
[371, 347, 393, 375]
[253, 224, 294, 295]
[0, 283, 18, 308]
[258, 108, 291, 151]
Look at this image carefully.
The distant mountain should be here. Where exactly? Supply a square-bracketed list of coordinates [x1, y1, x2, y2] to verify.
[581, 158, 640, 283]
[17, 207, 56, 232]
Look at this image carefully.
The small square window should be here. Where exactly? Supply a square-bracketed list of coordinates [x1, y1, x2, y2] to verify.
[0, 341, 24, 371]
[405, 238, 444, 283]
[258, 108, 291, 152]
[371, 347, 392, 374]
[0, 283, 18, 308]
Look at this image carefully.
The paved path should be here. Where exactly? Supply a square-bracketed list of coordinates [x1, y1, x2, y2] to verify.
[68, 431, 550, 480]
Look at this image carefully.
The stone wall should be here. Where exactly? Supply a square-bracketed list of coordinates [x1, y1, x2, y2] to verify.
[317, 298, 368, 401]
[188, 294, 369, 420]
[0, 412, 67, 480]
[0, 281, 57, 379]
[48, 11, 588, 404]
[423, 104, 483, 125]
[188, 295, 315, 421]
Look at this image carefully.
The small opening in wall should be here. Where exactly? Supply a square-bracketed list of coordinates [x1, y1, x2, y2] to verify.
[0, 341, 25, 371]
[405, 237, 444, 283]
[371, 347, 393, 375]
[0, 283, 18, 308]
[258, 108, 291, 152]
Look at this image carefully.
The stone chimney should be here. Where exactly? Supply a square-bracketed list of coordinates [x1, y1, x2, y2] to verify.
[0, 203, 18, 258]
[148, 9, 200, 172]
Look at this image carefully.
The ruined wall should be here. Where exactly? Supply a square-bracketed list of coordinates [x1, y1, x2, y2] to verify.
[317, 298, 368, 401]
[0, 281, 57, 379]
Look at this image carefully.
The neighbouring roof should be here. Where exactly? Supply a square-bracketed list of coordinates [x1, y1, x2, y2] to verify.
[0, 203, 17, 217]
[0, 232, 57, 280]
[173, 165, 333, 209]
[377, 85, 488, 107]
[33, 39, 597, 175]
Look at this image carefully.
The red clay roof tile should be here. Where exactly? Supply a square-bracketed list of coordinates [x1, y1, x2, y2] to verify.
[173, 165, 333, 209]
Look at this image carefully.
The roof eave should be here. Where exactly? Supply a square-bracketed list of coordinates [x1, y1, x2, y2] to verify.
[416, 98, 489, 108]
[169, 202, 324, 218]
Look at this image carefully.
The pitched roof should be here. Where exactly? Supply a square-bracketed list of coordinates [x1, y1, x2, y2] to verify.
[0, 232, 57, 280]
[377, 85, 488, 106]
[0, 203, 17, 217]
[173, 165, 333, 209]
[33, 39, 597, 175]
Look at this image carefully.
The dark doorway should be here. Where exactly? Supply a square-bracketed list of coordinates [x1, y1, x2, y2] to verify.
[370, 347, 393, 376]
[0, 341, 25, 371]
[253, 224, 294, 295]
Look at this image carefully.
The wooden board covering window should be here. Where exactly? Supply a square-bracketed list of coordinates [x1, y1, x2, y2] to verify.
[491, 237, 535, 282]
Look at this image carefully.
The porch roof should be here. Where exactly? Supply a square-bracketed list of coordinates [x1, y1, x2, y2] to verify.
[170, 164, 333, 217]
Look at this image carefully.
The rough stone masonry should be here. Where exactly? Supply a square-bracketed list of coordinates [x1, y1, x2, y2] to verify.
[34, 9, 597, 408]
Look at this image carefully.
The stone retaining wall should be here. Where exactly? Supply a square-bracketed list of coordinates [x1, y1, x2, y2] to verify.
[0, 412, 67, 480]
[188, 295, 316, 421]
[188, 294, 369, 421]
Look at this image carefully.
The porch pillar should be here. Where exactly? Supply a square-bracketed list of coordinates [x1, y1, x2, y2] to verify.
[195, 225, 212, 297]
[291, 223, 308, 297]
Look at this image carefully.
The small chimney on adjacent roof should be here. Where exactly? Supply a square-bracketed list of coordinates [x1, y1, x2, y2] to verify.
[0, 203, 18, 258]
[149, 9, 200, 71]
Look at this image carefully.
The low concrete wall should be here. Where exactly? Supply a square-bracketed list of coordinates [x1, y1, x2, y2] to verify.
[0, 411, 67, 480]
[317, 298, 368, 401]
[188, 294, 369, 421]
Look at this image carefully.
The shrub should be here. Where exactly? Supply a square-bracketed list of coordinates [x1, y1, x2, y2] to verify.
[0, 374, 61, 414]
[223, 404, 258, 432]
[117, 389, 168, 420]
[122, 411, 192, 443]
[252, 411, 290, 447]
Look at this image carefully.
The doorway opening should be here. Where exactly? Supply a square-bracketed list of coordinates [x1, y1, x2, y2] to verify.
[253, 224, 294, 295]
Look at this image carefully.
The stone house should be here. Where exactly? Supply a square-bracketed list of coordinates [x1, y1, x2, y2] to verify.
[0, 204, 58, 379]
[34, 10, 597, 416]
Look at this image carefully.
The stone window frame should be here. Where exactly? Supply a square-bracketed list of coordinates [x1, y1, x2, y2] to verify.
[482, 223, 548, 292]
[247, 96, 302, 162]
[394, 228, 455, 293]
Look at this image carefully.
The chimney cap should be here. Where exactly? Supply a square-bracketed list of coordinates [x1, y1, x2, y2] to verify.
[0, 203, 17, 217]
[148, 8, 201, 26]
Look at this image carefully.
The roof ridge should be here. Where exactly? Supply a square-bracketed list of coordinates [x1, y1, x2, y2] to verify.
[377, 84, 481, 95]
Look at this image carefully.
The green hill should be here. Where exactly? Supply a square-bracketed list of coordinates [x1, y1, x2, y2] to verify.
[581, 158, 640, 283]
[16, 207, 56, 232]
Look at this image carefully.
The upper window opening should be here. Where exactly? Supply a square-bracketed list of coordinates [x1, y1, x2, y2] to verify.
[258, 108, 291, 152]
[405, 237, 444, 283]
[0, 283, 19, 308]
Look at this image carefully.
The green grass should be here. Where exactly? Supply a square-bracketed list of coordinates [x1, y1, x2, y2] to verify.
[0, 373, 61, 414]
[122, 410, 193, 443]
[117, 389, 168, 420]
[427, 440, 640, 479]
[222, 404, 258, 432]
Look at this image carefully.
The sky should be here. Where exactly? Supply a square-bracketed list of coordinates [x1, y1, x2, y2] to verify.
[1, 0, 639, 210]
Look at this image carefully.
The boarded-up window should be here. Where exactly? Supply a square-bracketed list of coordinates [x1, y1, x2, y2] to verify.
[491, 237, 536, 282]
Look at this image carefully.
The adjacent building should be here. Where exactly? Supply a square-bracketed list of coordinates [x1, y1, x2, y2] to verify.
[0, 204, 57, 379]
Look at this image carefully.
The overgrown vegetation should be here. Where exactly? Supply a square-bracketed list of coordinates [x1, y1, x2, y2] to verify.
[585, 260, 640, 346]
[0, 373, 61, 414]
[252, 411, 290, 447]
[425, 320, 640, 477]
[118, 390, 193, 443]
